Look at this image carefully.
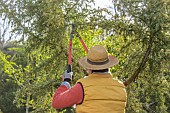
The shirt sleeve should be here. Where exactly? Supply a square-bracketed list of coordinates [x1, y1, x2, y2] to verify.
[52, 83, 83, 109]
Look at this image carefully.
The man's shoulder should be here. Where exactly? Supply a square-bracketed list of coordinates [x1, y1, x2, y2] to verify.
[112, 78, 125, 87]
[77, 76, 89, 83]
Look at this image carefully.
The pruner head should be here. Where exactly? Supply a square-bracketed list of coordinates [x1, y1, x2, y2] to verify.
[71, 24, 80, 38]
[72, 24, 75, 30]
[71, 24, 76, 34]
[70, 24, 75, 39]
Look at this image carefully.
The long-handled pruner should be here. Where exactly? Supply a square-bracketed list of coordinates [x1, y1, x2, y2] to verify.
[67, 24, 88, 74]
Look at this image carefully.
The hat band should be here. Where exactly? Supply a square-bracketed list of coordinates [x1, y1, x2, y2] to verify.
[87, 59, 109, 65]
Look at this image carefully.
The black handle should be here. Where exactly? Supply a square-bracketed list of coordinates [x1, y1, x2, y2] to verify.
[67, 64, 71, 73]
[64, 65, 72, 83]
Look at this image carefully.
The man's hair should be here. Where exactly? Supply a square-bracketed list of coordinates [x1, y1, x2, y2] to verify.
[92, 68, 109, 73]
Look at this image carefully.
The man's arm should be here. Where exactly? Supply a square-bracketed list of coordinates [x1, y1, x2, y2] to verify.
[52, 82, 83, 109]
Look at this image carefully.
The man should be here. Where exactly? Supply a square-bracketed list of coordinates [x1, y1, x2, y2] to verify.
[52, 45, 127, 113]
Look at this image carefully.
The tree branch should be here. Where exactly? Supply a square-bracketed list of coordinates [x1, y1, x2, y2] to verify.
[124, 36, 154, 86]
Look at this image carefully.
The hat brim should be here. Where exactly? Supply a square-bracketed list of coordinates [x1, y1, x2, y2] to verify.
[78, 55, 119, 70]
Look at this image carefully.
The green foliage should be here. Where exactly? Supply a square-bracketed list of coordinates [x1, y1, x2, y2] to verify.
[111, 0, 170, 112]
[0, 79, 25, 113]
[0, 45, 25, 113]
[0, 0, 169, 113]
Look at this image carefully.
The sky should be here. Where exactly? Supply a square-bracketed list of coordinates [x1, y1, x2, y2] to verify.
[94, 0, 112, 8]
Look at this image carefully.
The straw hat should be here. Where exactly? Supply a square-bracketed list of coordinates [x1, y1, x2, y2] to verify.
[79, 45, 119, 70]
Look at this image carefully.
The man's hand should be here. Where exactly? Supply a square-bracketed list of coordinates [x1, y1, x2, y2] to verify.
[61, 70, 73, 82]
